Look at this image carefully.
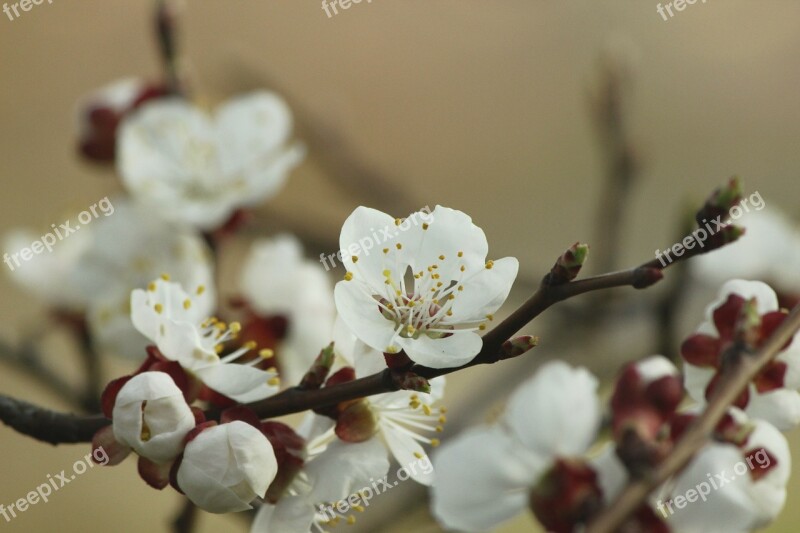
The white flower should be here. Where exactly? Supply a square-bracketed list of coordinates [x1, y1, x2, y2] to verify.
[74, 198, 215, 359]
[658, 413, 790, 533]
[118, 91, 305, 230]
[131, 278, 280, 403]
[682, 280, 800, 430]
[111, 371, 195, 464]
[332, 319, 445, 485]
[251, 429, 390, 533]
[3, 226, 92, 310]
[334, 206, 518, 369]
[240, 235, 336, 385]
[177, 421, 278, 513]
[691, 209, 800, 294]
[431, 361, 601, 531]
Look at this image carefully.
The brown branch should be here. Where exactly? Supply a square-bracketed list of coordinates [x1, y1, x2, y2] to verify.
[0, 233, 730, 445]
[0, 395, 108, 445]
[587, 301, 800, 533]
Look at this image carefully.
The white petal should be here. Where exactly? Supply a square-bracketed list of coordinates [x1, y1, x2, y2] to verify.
[682, 362, 715, 404]
[703, 280, 779, 324]
[745, 388, 800, 430]
[178, 421, 277, 513]
[380, 422, 435, 485]
[397, 331, 483, 369]
[665, 443, 762, 533]
[112, 372, 195, 464]
[403, 206, 489, 280]
[503, 361, 601, 457]
[306, 438, 390, 503]
[636, 355, 679, 384]
[334, 281, 397, 352]
[743, 418, 790, 520]
[251, 497, 315, 533]
[591, 443, 628, 503]
[431, 426, 545, 532]
[338, 206, 398, 289]
[194, 363, 279, 403]
[447, 256, 519, 323]
[215, 91, 293, 169]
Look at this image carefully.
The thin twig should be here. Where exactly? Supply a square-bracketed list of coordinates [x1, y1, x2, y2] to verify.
[172, 498, 197, 533]
[587, 302, 800, 533]
[0, 238, 717, 445]
[0, 339, 84, 408]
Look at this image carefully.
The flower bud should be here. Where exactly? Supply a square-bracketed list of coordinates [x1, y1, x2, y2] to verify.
[112, 371, 195, 464]
[545, 242, 589, 286]
[176, 421, 278, 513]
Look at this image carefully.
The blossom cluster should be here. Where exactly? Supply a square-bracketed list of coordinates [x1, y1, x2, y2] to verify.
[431, 279, 797, 532]
[4, 40, 800, 533]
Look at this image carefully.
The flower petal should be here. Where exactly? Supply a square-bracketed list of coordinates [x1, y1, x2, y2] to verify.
[251, 496, 315, 533]
[431, 426, 545, 532]
[194, 364, 279, 403]
[396, 330, 482, 369]
[306, 438, 390, 503]
[503, 361, 601, 457]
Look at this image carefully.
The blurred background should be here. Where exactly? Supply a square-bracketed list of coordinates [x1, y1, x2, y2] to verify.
[1, 0, 799, 531]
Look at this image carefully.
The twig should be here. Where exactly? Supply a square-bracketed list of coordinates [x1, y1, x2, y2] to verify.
[0, 237, 718, 445]
[0, 339, 84, 408]
[589, 51, 637, 275]
[155, 0, 183, 95]
[172, 498, 197, 533]
[587, 302, 800, 533]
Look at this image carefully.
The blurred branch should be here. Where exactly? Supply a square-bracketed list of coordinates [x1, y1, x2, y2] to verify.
[0, 338, 85, 409]
[155, 0, 184, 95]
[224, 66, 420, 216]
[172, 498, 197, 533]
[588, 49, 639, 275]
[587, 301, 800, 533]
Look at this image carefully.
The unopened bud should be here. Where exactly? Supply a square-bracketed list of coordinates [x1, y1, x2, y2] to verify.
[695, 176, 743, 226]
[545, 243, 589, 286]
[390, 370, 431, 393]
[501, 336, 540, 359]
[299, 343, 336, 390]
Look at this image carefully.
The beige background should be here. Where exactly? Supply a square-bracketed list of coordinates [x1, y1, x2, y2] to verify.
[1, 0, 799, 531]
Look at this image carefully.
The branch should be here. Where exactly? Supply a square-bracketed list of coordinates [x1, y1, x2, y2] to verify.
[0, 339, 85, 409]
[589, 50, 638, 274]
[0, 232, 731, 444]
[587, 301, 800, 533]
[0, 395, 108, 445]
